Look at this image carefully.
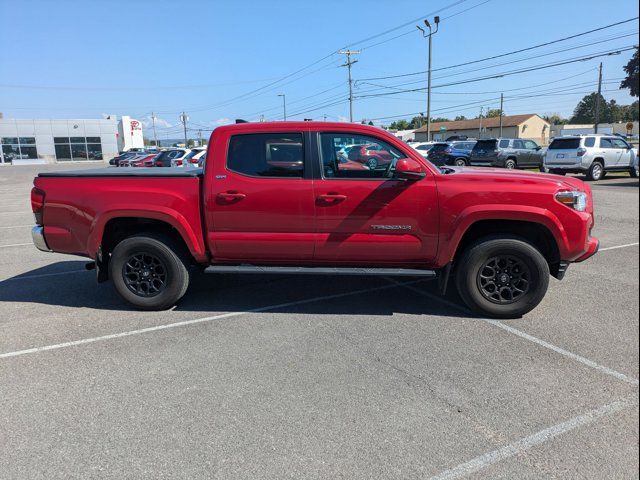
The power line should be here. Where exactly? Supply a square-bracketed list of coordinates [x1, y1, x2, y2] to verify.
[357, 17, 639, 82]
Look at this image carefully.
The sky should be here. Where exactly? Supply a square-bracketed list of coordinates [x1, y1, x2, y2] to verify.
[1, 0, 638, 139]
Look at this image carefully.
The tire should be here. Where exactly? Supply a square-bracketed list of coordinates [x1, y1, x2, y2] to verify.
[504, 158, 517, 169]
[455, 236, 550, 319]
[630, 165, 639, 178]
[454, 158, 468, 166]
[109, 233, 190, 310]
[586, 161, 604, 181]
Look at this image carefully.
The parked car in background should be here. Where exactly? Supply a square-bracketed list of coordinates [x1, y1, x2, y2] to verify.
[410, 142, 435, 158]
[169, 149, 196, 167]
[469, 138, 544, 169]
[433, 140, 477, 166]
[347, 143, 394, 170]
[445, 135, 472, 142]
[119, 154, 152, 167]
[110, 151, 139, 166]
[422, 142, 450, 166]
[544, 135, 639, 181]
[180, 148, 207, 168]
[131, 154, 159, 167]
[151, 149, 189, 167]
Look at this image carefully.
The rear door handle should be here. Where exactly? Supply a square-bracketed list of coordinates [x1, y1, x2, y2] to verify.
[317, 194, 347, 203]
[217, 191, 246, 202]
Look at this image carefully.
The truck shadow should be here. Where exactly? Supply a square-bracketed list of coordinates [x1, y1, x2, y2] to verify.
[0, 261, 473, 319]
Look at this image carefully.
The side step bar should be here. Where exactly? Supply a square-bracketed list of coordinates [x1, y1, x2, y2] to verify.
[204, 265, 437, 277]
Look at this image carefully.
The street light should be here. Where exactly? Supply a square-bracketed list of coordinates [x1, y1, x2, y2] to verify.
[417, 16, 439, 141]
[278, 94, 287, 121]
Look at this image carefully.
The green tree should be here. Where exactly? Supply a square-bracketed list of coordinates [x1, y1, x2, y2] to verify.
[390, 119, 411, 130]
[543, 114, 569, 125]
[454, 115, 467, 121]
[485, 109, 503, 118]
[187, 139, 195, 147]
[570, 93, 611, 123]
[620, 47, 639, 97]
[431, 117, 450, 123]
[409, 116, 425, 129]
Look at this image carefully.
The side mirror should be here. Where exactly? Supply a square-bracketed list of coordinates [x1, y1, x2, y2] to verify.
[535, 146, 542, 151]
[394, 158, 426, 180]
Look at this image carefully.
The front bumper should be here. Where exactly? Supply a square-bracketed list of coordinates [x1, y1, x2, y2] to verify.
[31, 225, 51, 252]
[575, 237, 599, 262]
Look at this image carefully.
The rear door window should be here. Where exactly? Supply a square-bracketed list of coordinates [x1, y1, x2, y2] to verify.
[473, 140, 498, 151]
[228, 133, 304, 178]
[498, 139, 510, 148]
[512, 140, 525, 149]
[600, 138, 615, 149]
[584, 137, 596, 147]
[549, 138, 581, 149]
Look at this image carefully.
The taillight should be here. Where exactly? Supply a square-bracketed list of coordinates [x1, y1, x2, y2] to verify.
[175, 159, 183, 166]
[155, 160, 163, 167]
[577, 148, 587, 157]
[31, 187, 45, 225]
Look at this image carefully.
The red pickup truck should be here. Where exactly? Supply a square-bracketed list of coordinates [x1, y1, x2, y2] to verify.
[31, 122, 598, 318]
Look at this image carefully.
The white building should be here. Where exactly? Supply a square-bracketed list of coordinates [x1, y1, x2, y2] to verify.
[0, 116, 143, 165]
[117, 116, 145, 152]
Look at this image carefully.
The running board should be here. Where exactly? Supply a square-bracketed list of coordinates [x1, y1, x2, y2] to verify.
[204, 265, 437, 277]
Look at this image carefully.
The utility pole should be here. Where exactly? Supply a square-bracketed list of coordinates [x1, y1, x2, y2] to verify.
[323, 114, 327, 122]
[499, 94, 504, 137]
[197, 129, 202, 147]
[478, 106, 484, 139]
[594, 62, 603, 134]
[151, 112, 158, 148]
[179, 112, 189, 147]
[417, 16, 440, 141]
[339, 50, 360, 122]
[277, 94, 287, 121]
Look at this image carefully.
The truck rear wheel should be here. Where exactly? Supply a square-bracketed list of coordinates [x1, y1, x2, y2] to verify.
[455, 236, 549, 319]
[110, 233, 190, 310]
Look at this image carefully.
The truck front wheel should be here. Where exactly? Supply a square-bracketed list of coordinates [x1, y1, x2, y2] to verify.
[455, 236, 549, 318]
[109, 233, 190, 310]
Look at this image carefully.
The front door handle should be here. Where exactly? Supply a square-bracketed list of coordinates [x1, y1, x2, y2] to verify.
[317, 194, 347, 203]
[217, 191, 246, 202]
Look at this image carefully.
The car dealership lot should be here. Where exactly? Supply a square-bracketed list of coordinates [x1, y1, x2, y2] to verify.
[1, 164, 638, 479]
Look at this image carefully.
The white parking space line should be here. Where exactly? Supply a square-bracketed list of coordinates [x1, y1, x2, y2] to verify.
[599, 242, 639, 252]
[428, 395, 638, 480]
[385, 279, 639, 386]
[0, 279, 426, 360]
[0, 243, 32, 248]
[485, 320, 639, 385]
[0, 224, 32, 229]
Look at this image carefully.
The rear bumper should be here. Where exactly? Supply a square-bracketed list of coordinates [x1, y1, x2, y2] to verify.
[31, 225, 51, 252]
[575, 237, 599, 262]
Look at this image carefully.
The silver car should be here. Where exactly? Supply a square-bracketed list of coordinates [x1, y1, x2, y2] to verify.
[544, 135, 639, 181]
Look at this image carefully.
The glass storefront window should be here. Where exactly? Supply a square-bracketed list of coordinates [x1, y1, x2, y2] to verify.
[54, 137, 70, 144]
[70, 137, 85, 143]
[86, 137, 101, 143]
[55, 144, 72, 161]
[87, 143, 103, 160]
[1, 137, 39, 163]
[71, 143, 88, 159]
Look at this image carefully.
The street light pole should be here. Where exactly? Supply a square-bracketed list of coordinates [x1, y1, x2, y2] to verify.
[179, 112, 189, 147]
[278, 94, 287, 121]
[417, 16, 439, 142]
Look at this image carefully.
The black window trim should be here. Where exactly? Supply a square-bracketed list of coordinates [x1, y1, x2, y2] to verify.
[224, 131, 308, 180]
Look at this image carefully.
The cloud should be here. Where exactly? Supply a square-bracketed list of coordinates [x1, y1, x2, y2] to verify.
[141, 114, 173, 129]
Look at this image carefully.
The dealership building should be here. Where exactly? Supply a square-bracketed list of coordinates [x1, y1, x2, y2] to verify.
[0, 116, 144, 165]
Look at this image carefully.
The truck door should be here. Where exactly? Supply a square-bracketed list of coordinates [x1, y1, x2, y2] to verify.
[599, 137, 620, 167]
[204, 131, 316, 262]
[312, 132, 439, 264]
[611, 138, 632, 166]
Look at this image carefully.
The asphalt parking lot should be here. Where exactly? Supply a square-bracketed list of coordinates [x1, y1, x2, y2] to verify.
[0, 163, 638, 479]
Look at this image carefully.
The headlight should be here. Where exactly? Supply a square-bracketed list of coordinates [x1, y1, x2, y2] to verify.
[555, 190, 587, 212]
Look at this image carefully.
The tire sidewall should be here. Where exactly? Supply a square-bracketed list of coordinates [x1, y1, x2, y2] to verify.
[456, 237, 549, 318]
[110, 235, 189, 310]
[589, 161, 604, 181]
[505, 159, 516, 169]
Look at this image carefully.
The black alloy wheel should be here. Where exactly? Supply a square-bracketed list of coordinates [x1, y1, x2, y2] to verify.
[477, 255, 531, 304]
[122, 253, 167, 297]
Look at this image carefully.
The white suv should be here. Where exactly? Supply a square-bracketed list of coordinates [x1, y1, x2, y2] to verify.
[544, 135, 638, 181]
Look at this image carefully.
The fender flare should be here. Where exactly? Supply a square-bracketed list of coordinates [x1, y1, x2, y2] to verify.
[438, 204, 570, 265]
[86, 205, 208, 262]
